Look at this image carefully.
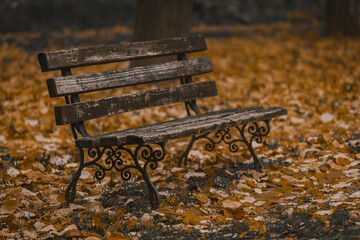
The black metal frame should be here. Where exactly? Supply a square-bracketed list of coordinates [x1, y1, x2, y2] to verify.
[178, 121, 271, 171]
[65, 143, 166, 207]
[177, 55, 271, 171]
[61, 68, 167, 207]
[60, 56, 273, 207]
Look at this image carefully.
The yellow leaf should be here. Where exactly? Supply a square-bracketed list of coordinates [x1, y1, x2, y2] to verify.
[224, 207, 245, 220]
[0, 231, 11, 238]
[194, 193, 210, 205]
[335, 157, 351, 166]
[0, 200, 18, 215]
[124, 216, 137, 231]
[246, 179, 257, 188]
[213, 215, 227, 224]
[182, 208, 204, 225]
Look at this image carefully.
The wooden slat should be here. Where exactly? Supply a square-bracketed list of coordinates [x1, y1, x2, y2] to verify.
[46, 57, 213, 98]
[76, 107, 262, 148]
[111, 107, 285, 145]
[75, 107, 287, 148]
[54, 81, 217, 125]
[38, 35, 207, 72]
[132, 107, 286, 144]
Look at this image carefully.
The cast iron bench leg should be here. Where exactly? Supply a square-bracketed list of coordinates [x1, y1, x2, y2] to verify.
[178, 120, 271, 171]
[65, 147, 85, 202]
[178, 133, 208, 167]
[65, 144, 165, 208]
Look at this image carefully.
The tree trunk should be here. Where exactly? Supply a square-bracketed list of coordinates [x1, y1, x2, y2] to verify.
[131, 0, 193, 67]
[326, 0, 360, 37]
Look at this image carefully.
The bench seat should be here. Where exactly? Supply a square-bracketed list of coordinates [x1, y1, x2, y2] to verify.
[75, 106, 286, 148]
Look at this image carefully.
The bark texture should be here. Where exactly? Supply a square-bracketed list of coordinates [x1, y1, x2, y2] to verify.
[326, 0, 360, 37]
[131, 0, 193, 67]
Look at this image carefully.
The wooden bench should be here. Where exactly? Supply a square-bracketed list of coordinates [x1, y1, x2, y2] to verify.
[38, 36, 287, 207]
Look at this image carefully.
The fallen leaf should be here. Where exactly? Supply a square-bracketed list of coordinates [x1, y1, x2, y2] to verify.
[23, 230, 37, 239]
[222, 199, 241, 209]
[315, 210, 333, 215]
[194, 193, 210, 206]
[0, 231, 11, 237]
[240, 196, 256, 204]
[0, 199, 18, 215]
[6, 167, 19, 177]
[320, 113, 334, 123]
[349, 191, 360, 198]
[0, 135, 7, 144]
[224, 207, 245, 220]
[184, 170, 206, 179]
[182, 209, 205, 225]
[34, 221, 46, 230]
[291, 116, 304, 124]
[39, 225, 58, 232]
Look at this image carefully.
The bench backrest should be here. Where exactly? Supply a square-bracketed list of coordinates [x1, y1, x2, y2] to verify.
[38, 36, 216, 134]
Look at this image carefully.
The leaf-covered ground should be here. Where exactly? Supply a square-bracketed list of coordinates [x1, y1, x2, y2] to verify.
[1, 23, 360, 239]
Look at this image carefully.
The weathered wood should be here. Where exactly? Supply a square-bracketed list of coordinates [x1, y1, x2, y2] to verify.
[75, 107, 287, 148]
[38, 36, 207, 72]
[46, 57, 213, 97]
[76, 107, 260, 148]
[119, 106, 286, 144]
[110, 107, 283, 144]
[60, 68, 90, 139]
[54, 81, 217, 125]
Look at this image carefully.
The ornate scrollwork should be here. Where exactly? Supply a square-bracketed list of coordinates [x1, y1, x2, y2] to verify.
[178, 120, 271, 168]
[65, 143, 166, 207]
[86, 143, 166, 182]
[198, 120, 270, 153]
[201, 128, 232, 151]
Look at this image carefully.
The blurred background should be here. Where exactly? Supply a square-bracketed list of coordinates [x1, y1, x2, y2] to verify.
[1, 0, 359, 51]
[1, 0, 330, 31]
